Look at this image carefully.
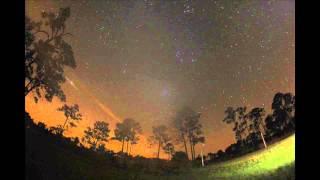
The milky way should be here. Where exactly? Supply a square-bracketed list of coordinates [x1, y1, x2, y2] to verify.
[26, 0, 295, 158]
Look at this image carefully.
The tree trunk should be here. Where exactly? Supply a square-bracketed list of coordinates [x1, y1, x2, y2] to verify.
[192, 144, 196, 160]
[260, 131, 267, 148]
[94, 139, 99, 150]
[189, 139, 194, 160]
[126, 140, 129, 154]
[182, 134, 189, 160]
[62, 117, 69, 129]
[200, 146, 204, 167]
[129, 144, 132, 155]
[121, 139, 125, 153]
[25, 83, 38, 97]
[157, 140, 161, 159]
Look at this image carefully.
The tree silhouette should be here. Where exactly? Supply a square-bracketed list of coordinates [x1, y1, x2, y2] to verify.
[57, 104, 82, 132]
[223, 107, 237, 124]
[223, 106, 248, 143]
[113, 122, 126, 153]
[148, 125, 171, 159]
[173, 107, 193, 160]
[247, 107, 267, 148]
[82, 121, 110, 150]
[171, 151, 189, 162]
[185, 113, 205, 161]
[266, 92, 295, 137]
[113, 118, 142, 154]
[25, 7, 76, 103]
[236, 107, 249, 142]
[128, 136, 139, 155]
[173, 107, 204, 160]
[163, 143, 175, 160]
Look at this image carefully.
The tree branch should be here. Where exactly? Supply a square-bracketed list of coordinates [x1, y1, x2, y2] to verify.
[25, 83, 38, 96]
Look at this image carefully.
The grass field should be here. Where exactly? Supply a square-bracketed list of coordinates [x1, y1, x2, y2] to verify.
[203, 134, 295, 179]
[146, 134, 295, 180]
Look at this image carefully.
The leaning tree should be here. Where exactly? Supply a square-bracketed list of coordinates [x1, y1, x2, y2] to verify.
[247, 107, 267, 148]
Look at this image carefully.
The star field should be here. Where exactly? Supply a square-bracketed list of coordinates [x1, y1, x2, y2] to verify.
[26, 0, 294, 158]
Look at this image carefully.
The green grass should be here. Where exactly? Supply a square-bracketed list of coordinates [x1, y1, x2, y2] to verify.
[205, 134, 295, 179]
[146, 134, 295, 180]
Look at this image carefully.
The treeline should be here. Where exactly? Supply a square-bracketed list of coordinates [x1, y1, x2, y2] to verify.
[44, 105, 206, 161]
[206, 92, 295, 163]
[26, 112, 197, 179]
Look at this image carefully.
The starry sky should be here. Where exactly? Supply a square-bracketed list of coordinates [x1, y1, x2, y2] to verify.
[26, 0, 295, 158]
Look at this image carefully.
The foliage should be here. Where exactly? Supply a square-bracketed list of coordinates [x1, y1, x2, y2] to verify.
[113, 118, 142, 154]
[173, 106, 205, 160]
[25, 7, 76, 103]
[57, 104, 82, 132]
[148, 125, 172, 158]
[163, 143, 175, 160]
[82, 121, 110, 150]
[265, 92, 295, 138]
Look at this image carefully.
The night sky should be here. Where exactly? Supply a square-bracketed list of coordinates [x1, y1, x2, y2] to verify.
[26, 0, 295, 158]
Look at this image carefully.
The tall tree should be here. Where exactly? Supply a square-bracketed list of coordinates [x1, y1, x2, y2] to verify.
[191, 136, 205, 160]
[57, 104, 82, 132]
[25, 7, 76, 103]
[247, 107, 267, 148]
[148, 125, 171, 159]
[173, 107, 194, 160]
[82, 121, 110, 150]
[236, 107, 249, 142]
[113, 123, 126, 153]
[185, 112, 205, 160]
[223, 106, 249, 143]
[113, 118, 142, 154]
[173, 107, 204, 160]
